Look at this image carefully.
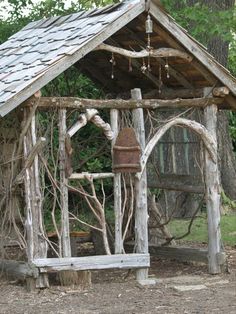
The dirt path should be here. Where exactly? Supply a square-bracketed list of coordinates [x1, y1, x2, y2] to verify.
[0, 249, 235, 314]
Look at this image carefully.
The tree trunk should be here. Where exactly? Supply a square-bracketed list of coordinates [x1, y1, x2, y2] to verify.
[188, 0, 236, 199]
[217, 111, 236, 199]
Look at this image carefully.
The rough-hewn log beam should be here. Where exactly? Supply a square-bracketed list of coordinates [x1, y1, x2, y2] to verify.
[125, 243, 208, 264]
[225, 94, 236, 109]
[59, 109, 71, 258]
[69, 172, 114, 180]
[144, 88, 204, 99]
[132, 88, 149, 282]
[95, 43, 193, 62]
[204, 105, 223, 274]
[144, 86, 230, 99]
[212, 86, 230, 97]
[23, 108, 49, 289]
[147, 181, 204, 194]
[110, 109, 123, 254]
[25, 96, 224, 110]
[32, 254, 150, 272]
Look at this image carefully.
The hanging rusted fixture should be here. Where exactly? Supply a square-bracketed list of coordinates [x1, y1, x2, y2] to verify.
[113, 127, 141, 173]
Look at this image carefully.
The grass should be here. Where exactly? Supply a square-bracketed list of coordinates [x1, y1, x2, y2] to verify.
[169, 213, 236, 247]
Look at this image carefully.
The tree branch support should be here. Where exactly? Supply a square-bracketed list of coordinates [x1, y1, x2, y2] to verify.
[204, 104, 224, 274]
[95, 43, 193, 62]
[132, 88, 149, 282]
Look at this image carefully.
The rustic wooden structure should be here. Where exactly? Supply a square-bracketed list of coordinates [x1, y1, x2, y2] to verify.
[0, 0, 236, 289]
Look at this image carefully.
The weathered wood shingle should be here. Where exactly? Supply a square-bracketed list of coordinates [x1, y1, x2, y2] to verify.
[0, 0, 145, 116]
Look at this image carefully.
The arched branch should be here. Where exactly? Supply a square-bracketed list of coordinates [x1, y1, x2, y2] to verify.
[136, 118, 217, 180]
[67, 109, 114, 140]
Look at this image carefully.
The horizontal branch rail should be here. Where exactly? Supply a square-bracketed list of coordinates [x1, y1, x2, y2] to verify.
[95, 43, 193, 62]
[69, 172, 114, 180]
[24, 97, 224, 110]
[144, 86, 230, 99]
[147, 182, 204, 194]
[125, 243, 208, 264]
[33, 254, 150, 272]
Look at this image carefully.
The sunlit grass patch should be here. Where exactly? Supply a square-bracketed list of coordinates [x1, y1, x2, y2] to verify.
[169, 213, 236, 246]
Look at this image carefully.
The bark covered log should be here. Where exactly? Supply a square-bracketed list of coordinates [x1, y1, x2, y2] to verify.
[95, 43, 193, 62]
[110, 109, 123, 254]
[23, 108, 49, 289]
[132, 88, 149, 281]
[25, 96, 226, 110]
[204, 105, 222, 274]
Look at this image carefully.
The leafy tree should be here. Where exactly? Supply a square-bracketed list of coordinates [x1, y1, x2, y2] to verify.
[162, 0, 235, 71]
[162, 0, 236, 200]
[0, 0, 115, 43]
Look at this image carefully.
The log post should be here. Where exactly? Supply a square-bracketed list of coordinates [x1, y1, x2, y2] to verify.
[58, 109, 71, 258]
[110, 109, 123, 253]
[58, 109, 91, 286]
[131, 88, 149, 281]
[23, 108, 49, 289]
[204, 105, 222, 274]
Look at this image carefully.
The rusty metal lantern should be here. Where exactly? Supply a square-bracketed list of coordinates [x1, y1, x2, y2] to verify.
[113, 127, 141, 173]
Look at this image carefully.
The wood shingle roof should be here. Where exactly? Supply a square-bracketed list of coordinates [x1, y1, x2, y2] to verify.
[0, 0, 236, 116]
[0, 0, 144, 116]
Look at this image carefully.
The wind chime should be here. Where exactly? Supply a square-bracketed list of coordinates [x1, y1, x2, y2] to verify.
[110, 52, 116, 79]
[145, 12, 170, 94]
[109, 12, 171, 94]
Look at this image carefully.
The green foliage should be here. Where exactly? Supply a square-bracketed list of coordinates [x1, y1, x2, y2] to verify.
[42, 66, 103, 98]
[0, 0, 115, 43]
[161, 0, 236, 151]
[169, 213, 236, 246]
[161, 0, 236, 71]
[36, 67, 112, 232]
[229, 39, 236, 76]
[221, 190, 236, 210]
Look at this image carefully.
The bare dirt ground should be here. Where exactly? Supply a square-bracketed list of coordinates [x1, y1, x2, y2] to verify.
[0, 248, 235, 314]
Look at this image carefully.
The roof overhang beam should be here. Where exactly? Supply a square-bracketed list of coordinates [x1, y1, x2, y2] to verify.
[24, 96, 226, 110]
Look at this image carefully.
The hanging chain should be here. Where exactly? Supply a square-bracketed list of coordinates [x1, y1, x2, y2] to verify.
[110, 52, 116, 79]
[128, 57, 133, 72]
[165, 57, 170, 79]
[159, 62, 163, 94]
